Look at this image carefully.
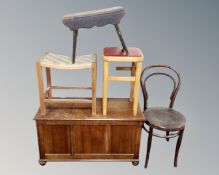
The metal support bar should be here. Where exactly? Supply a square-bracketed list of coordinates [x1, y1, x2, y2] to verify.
[114, 24, 128, 54]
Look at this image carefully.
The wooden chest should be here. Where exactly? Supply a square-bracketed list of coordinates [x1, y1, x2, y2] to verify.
[35, 98, 144, 166]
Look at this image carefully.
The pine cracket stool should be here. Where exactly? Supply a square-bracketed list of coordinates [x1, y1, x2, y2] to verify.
[35, 6, 145, 166]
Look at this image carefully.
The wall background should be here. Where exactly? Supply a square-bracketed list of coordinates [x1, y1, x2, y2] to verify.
[0, 0, 218, 174]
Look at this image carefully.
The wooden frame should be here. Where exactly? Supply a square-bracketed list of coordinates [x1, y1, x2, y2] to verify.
[36, 61, 97, 116]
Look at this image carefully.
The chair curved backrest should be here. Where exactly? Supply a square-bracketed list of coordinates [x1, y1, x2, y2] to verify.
[140, 64, 181, 111]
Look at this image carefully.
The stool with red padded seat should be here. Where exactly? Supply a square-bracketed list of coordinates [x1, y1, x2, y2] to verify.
[102, 47, 144, 116]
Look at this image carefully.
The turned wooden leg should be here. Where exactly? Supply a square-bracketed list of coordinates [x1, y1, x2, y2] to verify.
[102, 61, 109, 115]
[36, 62, 46, 115]
[92, 62, 97, 116]
[166, 131, 170, 141]
[174, 129, 184, 167]
[145, 127, 153, 168]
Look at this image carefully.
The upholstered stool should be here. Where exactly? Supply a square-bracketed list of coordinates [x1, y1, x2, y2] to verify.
[62, 6, 128, 63]
[36, 52, 97, 116]
[102, 47, 144, 116]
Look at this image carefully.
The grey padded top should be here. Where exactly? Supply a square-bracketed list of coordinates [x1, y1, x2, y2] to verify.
[62, 6, 125, 31]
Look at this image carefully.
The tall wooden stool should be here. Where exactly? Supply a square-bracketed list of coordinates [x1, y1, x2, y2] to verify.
[36, 52, 97, 116]
[102, 47, 144, 116]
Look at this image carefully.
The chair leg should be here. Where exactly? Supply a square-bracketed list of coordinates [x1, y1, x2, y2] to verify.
[114, 24, 128, 53]
[130, 62, 136, 102]
[36, 62, 46, 115]
[72, 30, 78, 64]
[174, 129, 184, 167]
[92, 62, 97, 116]
[102, 61, 109, 115]
[145, 127, 153, 168]
[46, 67, 52, 99]
[166, 131, 170, 141]
[133, 61, 142, 115]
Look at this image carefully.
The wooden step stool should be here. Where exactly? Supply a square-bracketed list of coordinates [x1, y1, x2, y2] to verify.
[102, 47, 144, 116]
[36, 52, 97, 116]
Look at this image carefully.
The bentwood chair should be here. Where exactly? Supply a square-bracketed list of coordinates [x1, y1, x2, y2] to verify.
[140, 64, 186, 168]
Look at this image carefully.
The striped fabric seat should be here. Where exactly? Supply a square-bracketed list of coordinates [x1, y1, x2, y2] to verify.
[40, 52, 97, 69]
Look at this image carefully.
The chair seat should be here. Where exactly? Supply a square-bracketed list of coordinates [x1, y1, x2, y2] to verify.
[104, 47, 143, 57]
[63, 6, 125, 31]
[144, 107, 186, 131]
[40, 52, 97, 69]
[103, 47, 144, 62]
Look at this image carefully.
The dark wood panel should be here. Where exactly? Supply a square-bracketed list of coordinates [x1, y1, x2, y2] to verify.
[110, 125, 136, 154]
[74, 125, 107, 154]
[38, 124, 71, 154]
